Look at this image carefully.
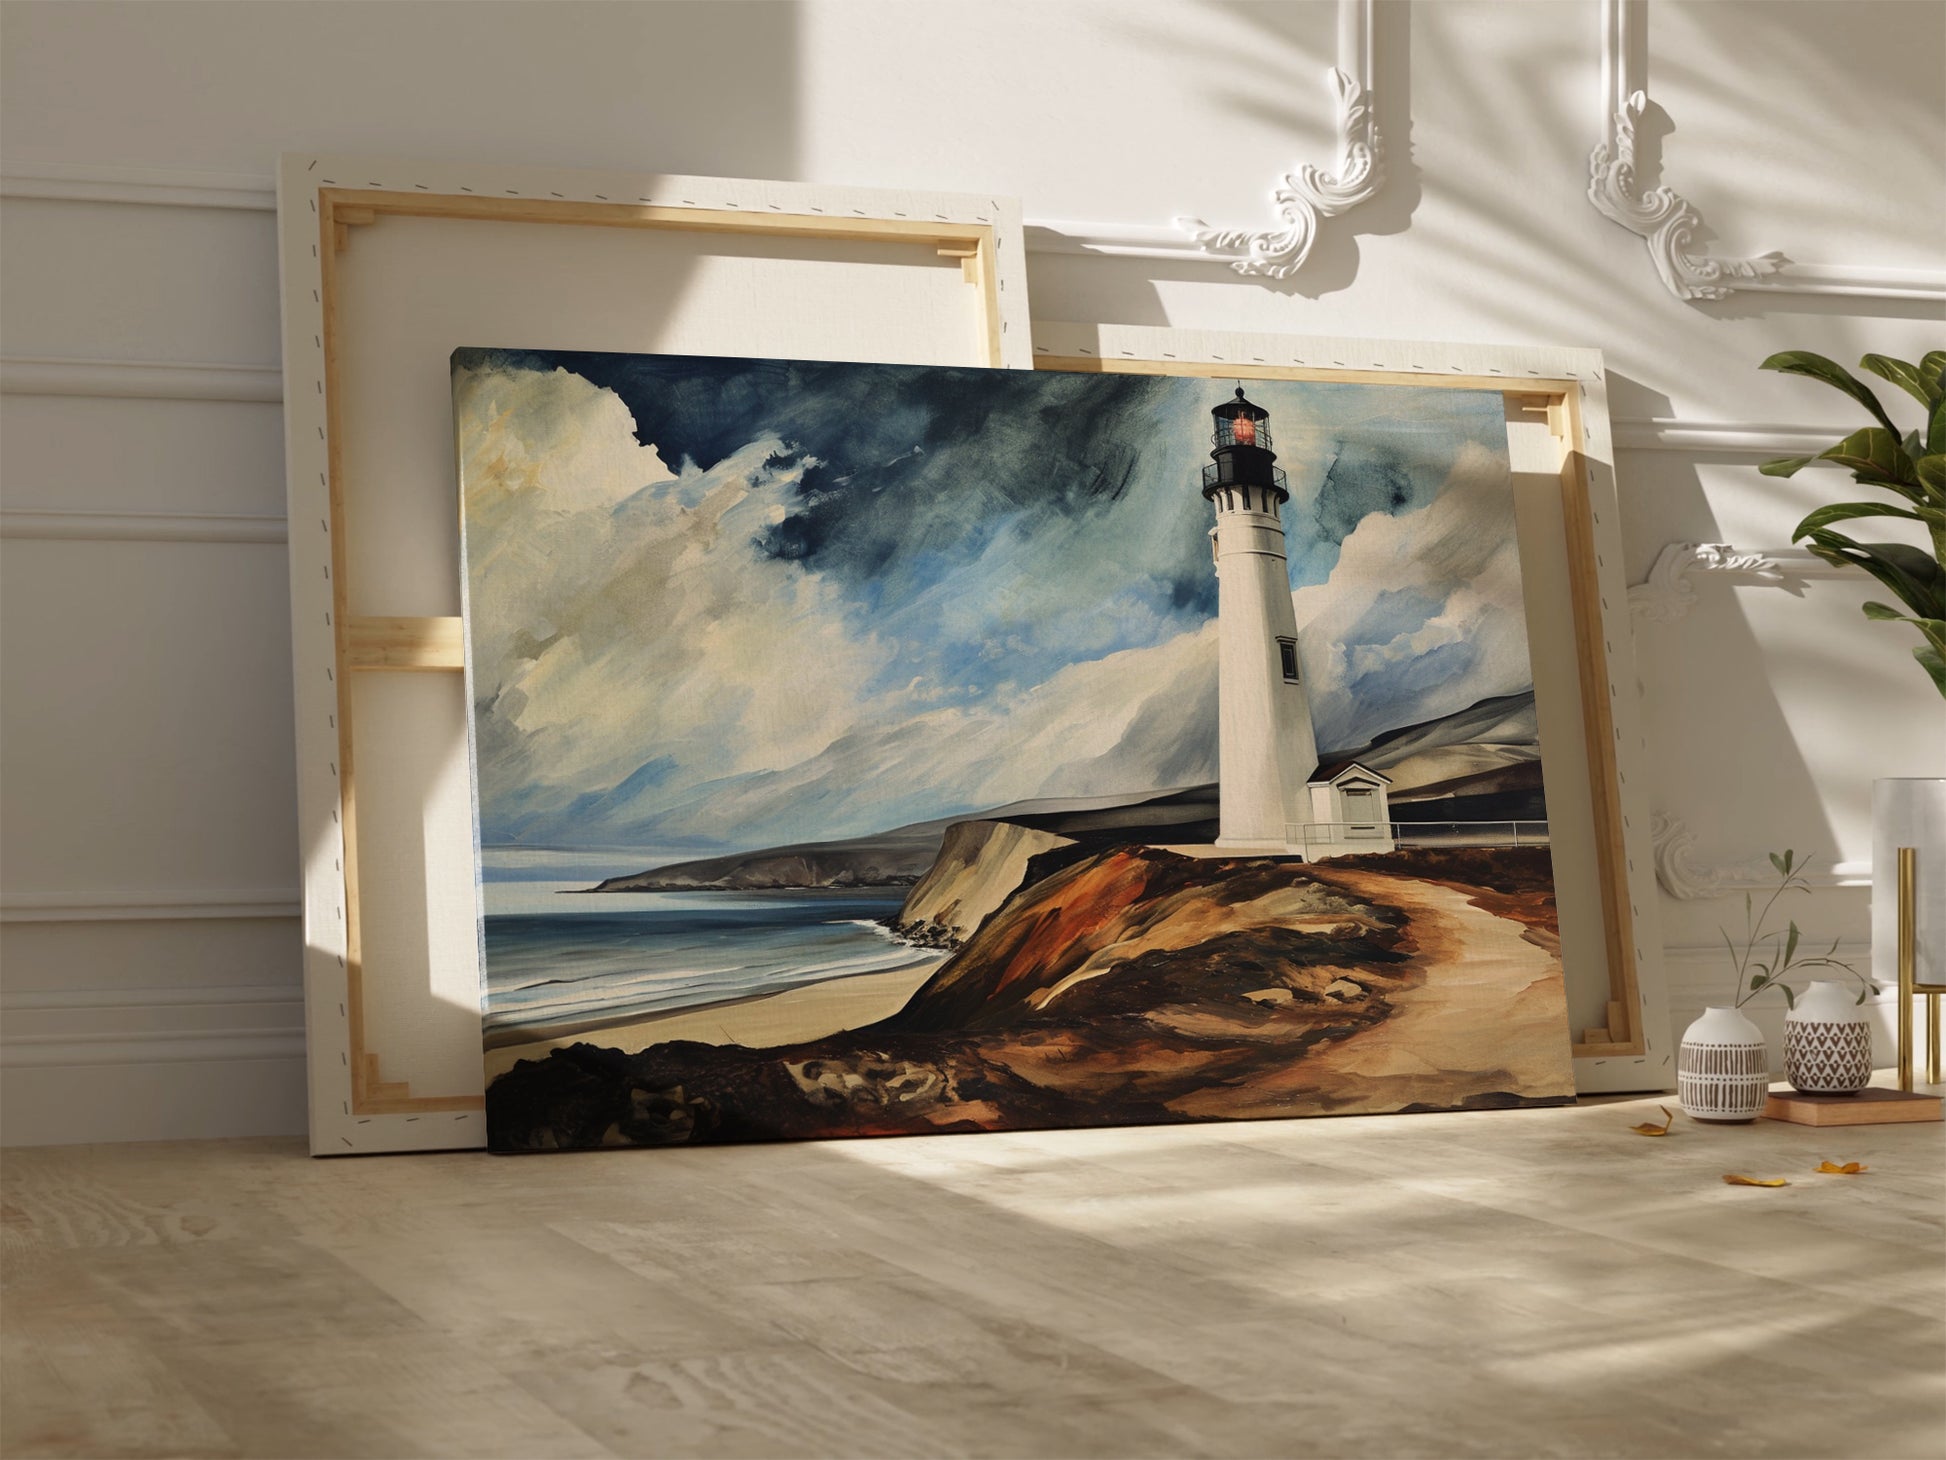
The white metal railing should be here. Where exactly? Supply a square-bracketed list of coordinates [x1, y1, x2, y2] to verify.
[1288, 820, 1551, 852]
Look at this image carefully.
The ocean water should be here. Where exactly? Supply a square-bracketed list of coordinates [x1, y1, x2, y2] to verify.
[478, 851, 941, 1048]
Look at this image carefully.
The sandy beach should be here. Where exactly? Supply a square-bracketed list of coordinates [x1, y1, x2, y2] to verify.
[483, 956, 947, 1083]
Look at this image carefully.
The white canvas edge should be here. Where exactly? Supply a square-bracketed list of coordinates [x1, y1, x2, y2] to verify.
[1031, 321, 1671, 1095]
[278, 153, 1033, 1155]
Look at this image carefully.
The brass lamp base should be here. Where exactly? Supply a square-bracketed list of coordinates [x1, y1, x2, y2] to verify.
[1896, 845, 1945, 1091]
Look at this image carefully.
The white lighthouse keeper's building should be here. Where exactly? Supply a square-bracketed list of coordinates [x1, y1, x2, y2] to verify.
[1202, 388, 1319, 851]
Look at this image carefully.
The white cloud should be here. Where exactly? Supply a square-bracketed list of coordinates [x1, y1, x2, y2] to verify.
[1289, 440, 1531, 749]
[459, 364, 902, 838]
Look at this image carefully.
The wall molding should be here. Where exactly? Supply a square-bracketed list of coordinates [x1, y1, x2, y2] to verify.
[0, 354, 282, 402]
[1608, 418, 1856, 455]
[1629, 542, 1852, 623]
[1650, 812, 1869, 900]
[0, 890, 302, 923]
[0, 508, 288, 544]
[1588, 0, 1945, 305]
[2, 984, 301, 1011]
[0, 980, 305, 1070]
[0, 159, 277, 211]
[0, 1030, 306, 1069]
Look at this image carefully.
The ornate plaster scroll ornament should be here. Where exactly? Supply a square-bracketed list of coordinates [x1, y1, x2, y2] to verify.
[1651, 813, 1736, 900]
[1587, 90, 1785, 302]
[1628, 542, 1785, 623]
[1175, 65, 1384, 280]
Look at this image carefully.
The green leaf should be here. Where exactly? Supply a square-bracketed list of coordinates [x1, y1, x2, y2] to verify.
[1862, 353, 1943, 409]
[1794, 502, 1929, 536]
[1768, 851, 1785, 875]
[1917, 455, 1946, 498]
[1817, 427, 1915, 487]
[1783, 921, 1801, 967]
[1862, 611, 1946, 668]
[1801, 533, 1946, 619]
[1915, 643, 1946, 697]
[1860, 604, 1946, 642]
[1750, 973, 1766, 988]
[1760, 455, 1815, 478]
[1780, 984, 1795, 1010]
[1922, 351, 1946, 389]
[1929, 396, 1946, 457]
[1762, 351, 1902, 437]
[1783, 849, 1795, 873]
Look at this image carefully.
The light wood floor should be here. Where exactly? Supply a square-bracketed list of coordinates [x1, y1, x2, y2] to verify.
[3, 1092, 1941, 1459]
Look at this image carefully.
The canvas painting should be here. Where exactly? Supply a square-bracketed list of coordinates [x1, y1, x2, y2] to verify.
[455, 349, 1577, 1151]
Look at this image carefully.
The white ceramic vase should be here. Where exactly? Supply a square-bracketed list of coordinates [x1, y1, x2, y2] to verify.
[1678, 1005, 1770, 1122]
[1783, 979, 1872, 1094]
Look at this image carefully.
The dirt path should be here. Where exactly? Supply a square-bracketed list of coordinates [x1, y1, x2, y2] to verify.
[1174, 863, 1575, 1118]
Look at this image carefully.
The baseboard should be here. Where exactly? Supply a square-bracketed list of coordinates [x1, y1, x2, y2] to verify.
[0, 981, 306, 1145]
[1, 1058, 305, 1146]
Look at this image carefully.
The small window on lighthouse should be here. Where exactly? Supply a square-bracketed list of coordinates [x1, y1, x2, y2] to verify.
[1278, 639, 1300, 682]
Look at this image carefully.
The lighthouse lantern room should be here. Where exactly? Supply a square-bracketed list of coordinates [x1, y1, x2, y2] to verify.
[1202, 387, 1290, 516]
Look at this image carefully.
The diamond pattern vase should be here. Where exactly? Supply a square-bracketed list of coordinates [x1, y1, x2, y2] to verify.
[1784, 979, 1872, 1095]
[1678, 1005, 1770, 1122]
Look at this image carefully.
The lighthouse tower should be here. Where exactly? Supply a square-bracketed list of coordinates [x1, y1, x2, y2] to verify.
[1203, 387, 1319, 852]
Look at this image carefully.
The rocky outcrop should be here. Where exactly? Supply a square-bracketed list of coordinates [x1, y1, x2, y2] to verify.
[885, 819, 1078, 949]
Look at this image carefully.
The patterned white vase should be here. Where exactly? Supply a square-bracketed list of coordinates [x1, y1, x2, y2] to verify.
[1784, 979, 1872, 1094]
[1678, 1005, 1770, 1122]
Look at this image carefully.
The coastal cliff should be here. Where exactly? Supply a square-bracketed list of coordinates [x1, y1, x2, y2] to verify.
[885, 818, 1077, 948]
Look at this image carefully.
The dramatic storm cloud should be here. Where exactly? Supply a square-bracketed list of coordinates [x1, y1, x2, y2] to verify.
[455, 351, 1522, 853]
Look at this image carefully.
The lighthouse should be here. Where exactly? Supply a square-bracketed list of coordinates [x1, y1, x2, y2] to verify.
[1203, 387, 1320, 852]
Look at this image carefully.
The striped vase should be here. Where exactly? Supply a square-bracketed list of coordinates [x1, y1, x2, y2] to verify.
[1678, 1005, 1770, 1122]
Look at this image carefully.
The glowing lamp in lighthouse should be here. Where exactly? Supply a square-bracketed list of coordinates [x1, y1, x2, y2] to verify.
[1202, 387, 1289, 516]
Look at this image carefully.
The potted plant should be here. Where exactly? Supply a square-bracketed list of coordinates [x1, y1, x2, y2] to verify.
[1757, 349, 1944, 697]
[1758, 350, 1943, 1064]
[1678, 850, 1878, 1120]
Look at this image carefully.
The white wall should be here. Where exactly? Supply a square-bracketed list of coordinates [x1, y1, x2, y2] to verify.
[3, 0, 1941, 1144]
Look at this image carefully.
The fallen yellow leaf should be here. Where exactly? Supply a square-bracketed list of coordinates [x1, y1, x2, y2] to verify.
[1815, 1160, 1868, 1175]
[1722, 1174, 1790, 1188]
[1630, 1105, 1676, 1136]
